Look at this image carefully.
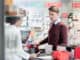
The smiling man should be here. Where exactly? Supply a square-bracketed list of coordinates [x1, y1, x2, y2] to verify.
[38, 6, 68, 51]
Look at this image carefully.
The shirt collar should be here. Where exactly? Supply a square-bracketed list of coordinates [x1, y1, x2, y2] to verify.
[11, 25, 21, 31]
[54, 18, 61, 25]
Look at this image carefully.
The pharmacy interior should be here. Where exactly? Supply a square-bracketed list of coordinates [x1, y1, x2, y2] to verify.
[4, 0, 80, 60]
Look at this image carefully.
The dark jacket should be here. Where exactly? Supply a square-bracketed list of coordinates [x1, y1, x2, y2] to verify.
[39, 22, 68, 46]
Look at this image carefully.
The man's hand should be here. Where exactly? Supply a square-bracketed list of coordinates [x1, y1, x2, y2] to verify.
[33, 41, 40, 48]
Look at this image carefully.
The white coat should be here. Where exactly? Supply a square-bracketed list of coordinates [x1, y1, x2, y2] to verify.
[5, 24, 30, 60]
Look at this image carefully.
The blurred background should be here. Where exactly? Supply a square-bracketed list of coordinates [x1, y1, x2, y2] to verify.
[4, 0, 80, 60]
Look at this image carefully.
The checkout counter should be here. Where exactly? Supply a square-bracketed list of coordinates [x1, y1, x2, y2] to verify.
[21, 30, 53, 60]
[23, 44, 53, 60]
[24, 45, 52, 60]
[21, 29, 69, 60]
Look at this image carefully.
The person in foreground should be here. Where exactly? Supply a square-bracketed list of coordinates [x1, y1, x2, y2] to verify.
[5, 16, 37, 60]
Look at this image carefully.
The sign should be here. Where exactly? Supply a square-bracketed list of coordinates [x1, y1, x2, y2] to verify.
[72, 2, 80, 8]
[45, 2, 62, 8]
[61, 12, 68, 18]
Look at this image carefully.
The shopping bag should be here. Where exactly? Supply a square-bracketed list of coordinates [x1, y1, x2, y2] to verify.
[74, 47, 80, 59]
[52, 51, 70, 60]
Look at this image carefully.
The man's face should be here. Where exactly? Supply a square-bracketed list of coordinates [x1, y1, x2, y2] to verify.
[49, 11, 58, 22]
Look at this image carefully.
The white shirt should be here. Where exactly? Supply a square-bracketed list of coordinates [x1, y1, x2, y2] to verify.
[4, 23, 11, 29]
[50, 18, 61, 26]
[5, 25, 30, 60]
[54, 18, 61, 25]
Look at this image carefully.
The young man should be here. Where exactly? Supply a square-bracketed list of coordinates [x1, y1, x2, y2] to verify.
[38, 6, 68, 51]
[5, 16, 37, 60]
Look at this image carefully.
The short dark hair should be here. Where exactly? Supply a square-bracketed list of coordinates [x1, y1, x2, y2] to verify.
[48, 6, 59, 13]
[68, 13, 73, 18]
[6, 16, 21, 25]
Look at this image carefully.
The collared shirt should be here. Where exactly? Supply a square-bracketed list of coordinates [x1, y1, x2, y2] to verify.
[4, 23, 11, 28]
[5, 25, 30, 60]
[50, 18, 61, 28]
[54, 18, 61, 25]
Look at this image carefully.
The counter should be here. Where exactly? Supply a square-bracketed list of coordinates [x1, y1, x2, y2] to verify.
[37, 55, 52, 60]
